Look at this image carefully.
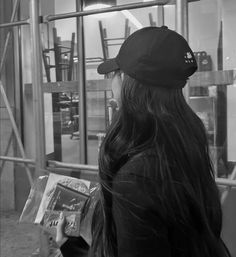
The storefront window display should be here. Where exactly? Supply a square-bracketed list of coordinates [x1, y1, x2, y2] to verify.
[24, 0, 235, 178]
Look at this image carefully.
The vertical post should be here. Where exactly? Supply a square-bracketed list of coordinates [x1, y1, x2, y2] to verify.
[176, 0, 189, 102]
[216, 20, 227, 177]
[29, 0, 46, 178]
[157, 6, 164, 27]
[29, 1, 48, 257]
[99, 20, 108, 61]
[176, 0, 188, 40]
[14, 4, 23, 141]
[52, 27, 62, 161]
[76, 0, 88, 164]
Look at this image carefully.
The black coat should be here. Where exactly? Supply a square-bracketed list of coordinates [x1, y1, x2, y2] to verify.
[60, 152, 222, 257]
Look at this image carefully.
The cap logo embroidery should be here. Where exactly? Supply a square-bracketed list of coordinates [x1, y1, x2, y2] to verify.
[184, 52, 194, 63]
[187, 52, 192, 58]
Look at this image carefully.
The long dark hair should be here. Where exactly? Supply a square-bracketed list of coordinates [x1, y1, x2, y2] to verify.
[90, 74, 231, 257]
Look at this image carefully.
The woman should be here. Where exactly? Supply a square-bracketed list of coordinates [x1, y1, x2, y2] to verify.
[58, 26, 231, 257]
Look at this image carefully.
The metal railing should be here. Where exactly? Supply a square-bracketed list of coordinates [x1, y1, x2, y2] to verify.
[44, 0, 170, 22]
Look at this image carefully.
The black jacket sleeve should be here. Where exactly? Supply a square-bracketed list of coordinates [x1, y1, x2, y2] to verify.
[112, 167, 171, 257]
[60, 236, 89, 257]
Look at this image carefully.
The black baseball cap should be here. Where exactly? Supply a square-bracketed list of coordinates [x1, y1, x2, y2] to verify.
[97, 26, 197, 89]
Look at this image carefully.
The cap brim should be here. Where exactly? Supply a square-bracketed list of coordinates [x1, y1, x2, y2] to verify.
[97, 58, 119, 74]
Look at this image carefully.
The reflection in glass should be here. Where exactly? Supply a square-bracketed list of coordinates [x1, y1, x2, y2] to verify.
[189, 0, 236, 178]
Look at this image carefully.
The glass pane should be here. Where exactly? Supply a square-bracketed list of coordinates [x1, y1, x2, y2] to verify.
[42, 15, 80, 163]
[188, 0, 236, 178]
[42, 0, 176, 165]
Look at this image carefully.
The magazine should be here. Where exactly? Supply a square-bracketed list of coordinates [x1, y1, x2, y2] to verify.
[41, 210, 82, 237]
[20, 173, 97, 239]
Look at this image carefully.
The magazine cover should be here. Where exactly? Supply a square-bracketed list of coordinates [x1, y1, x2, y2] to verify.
[34, 173, 91, 225]
[46, 183, 89, 212]
[41, 210, 82, 237]
[40, 182, 89, 236]
[20, 173, 92, 238]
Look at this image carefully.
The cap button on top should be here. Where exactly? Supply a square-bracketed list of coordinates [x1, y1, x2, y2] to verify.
[161, 25, 168, 29]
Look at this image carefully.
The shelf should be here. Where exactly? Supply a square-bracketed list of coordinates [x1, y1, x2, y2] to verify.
[189, 70, 235, 87]
[25, 70, 235, 94]
[25, 79, 112, 94]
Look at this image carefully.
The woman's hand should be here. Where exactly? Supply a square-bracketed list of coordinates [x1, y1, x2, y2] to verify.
[56, 212, 69, 247]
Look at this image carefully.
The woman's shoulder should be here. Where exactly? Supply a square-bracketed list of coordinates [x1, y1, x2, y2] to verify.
[112, 149, 164, 211]
[116, 148, 160, 181]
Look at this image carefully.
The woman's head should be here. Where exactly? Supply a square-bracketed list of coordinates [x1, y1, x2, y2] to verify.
[103, 26, 199, 138]
[101, 26, 199, 145]
[98, 26, 197, 89]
